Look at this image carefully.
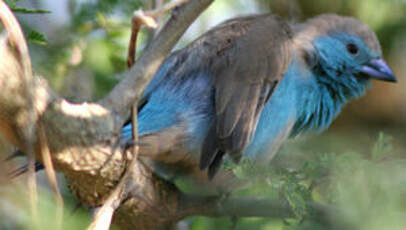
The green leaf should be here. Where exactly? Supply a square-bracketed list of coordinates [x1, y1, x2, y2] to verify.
[27, 30, 47, 45]
[12, 8, 51, 14]
[4, 0, 17, 9]
[282, 181, 309, 220]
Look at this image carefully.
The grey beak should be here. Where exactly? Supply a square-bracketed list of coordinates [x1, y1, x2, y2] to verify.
[361, 58, 397, 83]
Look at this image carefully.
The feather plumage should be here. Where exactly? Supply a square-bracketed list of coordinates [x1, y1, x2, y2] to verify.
[121, 13, 395, 185]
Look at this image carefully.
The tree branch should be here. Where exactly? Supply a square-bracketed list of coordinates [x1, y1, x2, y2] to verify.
[0, 1, 348, 230]
[87, 11, 159, 230]
[101, 0, 214, 126]
[179, 194, 294, 218]
[178, 194, 345, 228]
[0, 1, 38, 225]
[0, 0, 214, 230]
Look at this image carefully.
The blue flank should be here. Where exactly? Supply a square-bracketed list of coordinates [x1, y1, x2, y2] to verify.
[122, 33, 373, 162]
[122, 56, 215, 154]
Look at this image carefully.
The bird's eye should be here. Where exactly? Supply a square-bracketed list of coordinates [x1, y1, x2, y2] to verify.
[346, 43, 359, 55]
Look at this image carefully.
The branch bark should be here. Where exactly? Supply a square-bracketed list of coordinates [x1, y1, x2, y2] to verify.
[0, 1, 346, 230]
[0, 0, 213, 230]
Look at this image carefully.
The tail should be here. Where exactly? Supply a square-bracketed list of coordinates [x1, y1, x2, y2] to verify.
[8, 162, 44, 178]
[4, 149, 44, 178]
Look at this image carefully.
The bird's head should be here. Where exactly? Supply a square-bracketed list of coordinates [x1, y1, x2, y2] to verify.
[294, 14, 396, 100]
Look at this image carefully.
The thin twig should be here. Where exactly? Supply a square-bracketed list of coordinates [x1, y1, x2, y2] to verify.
[87, 197, 121, 230]
[39, 124, 64, 230]
[89, 2, 214, 224]
[87, 12, 158, 230]
[127, 0, 186, 64]
[0, 0, 36, 226]
[100, 0, 214, 122]
[127, 12, 157, 68]
[27, 154, 39, 226]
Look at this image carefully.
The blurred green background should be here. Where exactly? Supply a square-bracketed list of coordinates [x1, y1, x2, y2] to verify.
[0, 0, 405, 229]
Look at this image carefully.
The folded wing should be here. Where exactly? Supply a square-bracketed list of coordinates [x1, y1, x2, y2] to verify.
[198, 15, 293, 179]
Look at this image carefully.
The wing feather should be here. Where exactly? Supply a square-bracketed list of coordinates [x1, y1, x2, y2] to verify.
[199, 14, 293, 178]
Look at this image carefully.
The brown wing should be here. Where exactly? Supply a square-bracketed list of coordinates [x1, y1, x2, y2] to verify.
[198, 15, 293, 179]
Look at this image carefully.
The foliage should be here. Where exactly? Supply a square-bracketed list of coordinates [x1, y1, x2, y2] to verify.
[27, 30, 47, 45]
[207, 132, 406, 230]
[1, 0, 406, 230]
[3, 0, 49, 45]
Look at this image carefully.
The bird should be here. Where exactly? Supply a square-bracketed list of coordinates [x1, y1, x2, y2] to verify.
[121, 13, 397, 187]
[123, 14, 294, 183]
[10, 14, 397, 191]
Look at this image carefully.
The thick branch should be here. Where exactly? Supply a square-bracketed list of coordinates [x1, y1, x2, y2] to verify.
[0, 1, 215, 230]
[0, 0, 37, 149]
[3, 1, 344, 230]
[101, 0, 214, 125]
[4, 2, 341, 230]
[178, 194, 345, 228]
[179, 195, 294, 218]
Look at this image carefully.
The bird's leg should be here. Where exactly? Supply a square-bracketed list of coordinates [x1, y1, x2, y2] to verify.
[37, 124, 64, 229]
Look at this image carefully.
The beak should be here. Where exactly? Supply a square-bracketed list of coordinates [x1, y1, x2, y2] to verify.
[361, 58, 397, 83]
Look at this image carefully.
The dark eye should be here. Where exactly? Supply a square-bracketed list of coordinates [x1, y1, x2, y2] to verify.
[346, 43, 359, 55]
